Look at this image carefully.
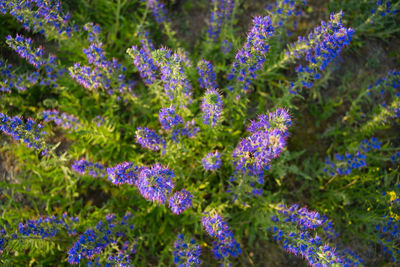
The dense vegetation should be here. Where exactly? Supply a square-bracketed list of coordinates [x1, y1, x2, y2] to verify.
[0, 0, 399, 266]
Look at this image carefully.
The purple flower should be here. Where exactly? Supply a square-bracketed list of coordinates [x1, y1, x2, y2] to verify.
[153, 48, 193, 103]
[70, 23, 135, 97]
[202, 212, 241, 259]
[1, 0, 74, 38]
[233, 109, 291, 177]
[68, 212, 135, 265]
[201, 89, 223, 127]
[221, 40, 232, 54]
[266, 0, 306, 27]
[287, 12, 354, 89]
[135, 127, 166, 151]
[42, 110, 81, 130]
[202, 151, 222, 171]
[6, 35, 63, 86]
[136, 163, 175, 204]
[127, 31, 158, 85]
[171, 120, 200, 142]
[71, 159, 105, 178]
[173, 234, 201, 266]
[197, 60, 218, 90]
[106, 162, 142, 186]
[208, 0, 235, 42]
[142, 0, 169, 23]
[0, 60, 39, 92]
[159, 106, 183, 131]
[18, 214, 79, 239]
[0, 113, 49, 155]
[168, 189, 193, 214]
[228, 16, 274, 92]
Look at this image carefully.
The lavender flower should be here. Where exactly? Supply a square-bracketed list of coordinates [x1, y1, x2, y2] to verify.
[0, 59, 39, 92]
[232, 109, 291, 177]
[171, 120, 200, 142]
[106, 162, 142, 186]
[323, 151, 367, 176]
[127, 31, 158, 85]
[68, 212, 135, 265]
[221, 40, 232, 54]
[6, 35, 63, 86]
[153, 48, 193, 103]
[266, 0, 306, 27]
[286, 12, 354, 89]
[228, 16, 274, 92]
[69, 23, 134, 96]
[197, 60, 218, 90]
[42, 110, 81, 130]
[18, 213, 79, 239]
[173, 234, 201, 266]
[168, 189, 193, 214]
[159, 106, 183, 130]
[135, 127, 166, 151]
[71, 159, 106, 178]
[270, 204, 362, 266]
[202, 212, 241, 259]
[1, 0, 74, 38]
[201, 89, 223, 127]
[107, 241, 137, 266]
[136, 163, 175, 204]
[142, 0, 169, 23]
[0, 113, 49, 155]
[202, 151, 222, 171]
[208, 0, 235, 42]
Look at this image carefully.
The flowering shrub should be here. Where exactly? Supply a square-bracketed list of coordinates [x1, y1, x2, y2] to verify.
[0, 0, 399, 266]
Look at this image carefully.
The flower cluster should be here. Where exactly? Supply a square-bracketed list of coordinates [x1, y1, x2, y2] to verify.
[18, 213, 79, 238]
[228, 16, 274, 92]
[71, 159, 106, 178]
[106, 162, 142, 186]
[153, 48, 193, 103]
[135, 127, 166, 151]
[359, 137, 381, 153]
[208, 0, 235, 42]
[42, 110, 81, 130]
[168, 189, 193, 215]
[0, 228, 6, 253]
[136, 163, 175, 204]
[0, 213, 78, 255]
[6, 35, 63, 86]
[201, 89, 223, 127]
[221, 40, 232, 54]
[202, 212, 241, 259]
[375, 190, 400, 262]
[270, 204, 362, 266]
[1, 0, 74, 38]
[197, 60, 218, 90]
[0, 59, 39, 92]
[266, 0, 306, 27]
[371, 0, 399, 18]
[392, 152, 400, 166]
[323, 151, 367, 176]
[173, 234, 201, 266]
[171, 120, 200, 142]
[274, 204, 336, 237]
[69, 23, 134, 97]
[202, 151, 222, 171]
[232, 108, 291, 177]
[127, 31, 158, 85]
[68, 212, 135, 265]
[142, 0, 169, 23]
[107, 241, 137, 266]
[287, 12, 354, 89]
[159, 106, 184, 130]
[0, 113, 49, 155]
